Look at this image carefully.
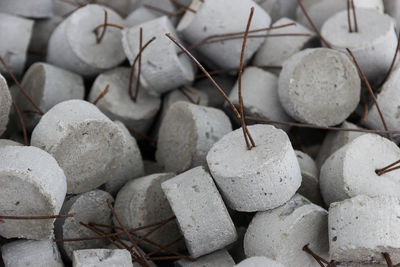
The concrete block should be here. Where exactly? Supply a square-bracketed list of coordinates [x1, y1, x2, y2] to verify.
[72, 249, 132, 267]
[255, 0, 298, 22]
[175, 249, 235, 267]
[207, 124, 302, 212]
[235, 256, 285, 267]
[0, 74, 11, 136]
[161, 166, 237, 258]
[0, 0, 52, 18]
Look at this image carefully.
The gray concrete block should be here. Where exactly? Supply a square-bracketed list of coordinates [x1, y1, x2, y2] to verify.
[177, 0, 271, 69]
[16, 62, 85, 131]
[88, 67, 161, 134]
[278, 48, 360, 126]
[0, 74, 11, 136]
[55, 190, 114, 260]
[122, 16, 195, 95]
[0, 0, 52, 18]
[175, 249, 235, 267]
[157, 101, 232, 173]
[207, 124, 302, 212]
[47, 4, 126, 77]
[320, 134, 400, 206]
[255, 0, 298, 22]
[0, 13, 33, 76]
[1, 239, 64, 267]
[113, 172, 184, 251]
[0, 139, 22, 147]
[31, 100, 126, 194]
[329, 195, 400, 264]
[0, 146, 67, 240]
[103, 121, 145, 196]
[244, 194, 329, 267]
[227, 67, 292, 131]
[72, 249, 132, 267]
[321, 8, 397, 85]
[253, 17, 316, 70]
[162, 166, 237, 258]
[125, 7, 158, 28]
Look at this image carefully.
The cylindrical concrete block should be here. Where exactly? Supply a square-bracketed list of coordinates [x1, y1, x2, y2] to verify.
[278, 48, 361, 126]
[31, 100, 126, 194]
[156, 101, 232, 173]
[255, 0, 298, 22]
[321, 9, 397, 85]
[177, 0, 271, 70]
[0, 146, 67, 240]
[329, 195, 400, 264]
[364, 66, 400, 143]
[55, 190, 114, 260]
[89, 67, 161, 134]
[244, 194, 329, 267]
[296, 0, 384, 30]
[95, 0, 134, 17]
[227, 67, 292, 131]
[125, 7, 158, 27]
[1, 239, 64, 267]
[16, 63, 85, 131]
[316, 121, 365, 168]
[0, 13, 34, 77]
[0, 74, 12, 136]
[194, 76, 235, 108]
[122, 16, 195, 95]
[207, 124, 302, 212]
[52, 0, 76, 17]
[253, 18, 317, 70]
[175, 249, 235, 267]
[161, 166, 237, 258]
[320, 134, 400, 206]
[235, 257, 285, 267]
[114, 172, 184, 251]
[0, 139, 22, 147]
[0, 0, 52, 18]
[385, 0, 400, 33]
[47, 4, 126, 77]
[103, 121, 144, 196]
[295, 150, 323, 205]
[27, 16, 63, 66]
[72, 249, 132, 267]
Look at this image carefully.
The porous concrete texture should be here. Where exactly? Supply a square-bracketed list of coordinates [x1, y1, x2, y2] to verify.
[55, 190, 114, 260]
[329, 195, 400, 264]
[47, 4, 126, 77]
[227, 67, 292, 131]
[295, 150, 323, 205]
[278, 48, 361, 126]
[72, 249, 132, 267]
[156, 101, 232, 173]
[125, 6, 158, 28]
[235, 256, 285, 267]
[320, 134, 400, 206]
[103, 121, 144, 196]
[207, 124, 302, 212]
[177, 0, 271, 70]
[122, 16, 195, 96]
[194, 76, 235, 108]
[175, 249, 235, 267]
[31, 99, 126, 194]
[255, 0, 298, 22]
[0, 74, 12, 136]
[113, 172, 184, 251]
[0, 13, 33, 76]
[16, 62, 85, 131]
[0, 146, 67, 240]
[364, 66, 400, 143]
[253, 18, 317, 70]
[0, 139, 22, 147]
[316, 121, 365, 168]
[88, 67, 161, 134]
[244, 194, 329, 267]
[161, 166, 237, 258]
[296, 0, 384, 30]
[1, 239, 64, 267]
[321, 9, 397, 85]
[27, 16, 63, 66]
[0, 0, 52, 18]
